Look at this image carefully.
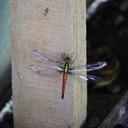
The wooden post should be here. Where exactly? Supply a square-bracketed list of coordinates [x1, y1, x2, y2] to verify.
[11, 0, 86, 128]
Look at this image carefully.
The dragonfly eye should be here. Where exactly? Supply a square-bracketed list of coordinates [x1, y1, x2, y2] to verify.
[64, 57, 71, 63]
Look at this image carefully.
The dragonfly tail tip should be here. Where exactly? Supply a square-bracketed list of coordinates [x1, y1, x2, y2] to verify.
[61, 95, 64, 99]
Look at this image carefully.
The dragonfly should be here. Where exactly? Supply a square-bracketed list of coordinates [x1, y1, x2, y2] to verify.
[29, 50, 107, 99]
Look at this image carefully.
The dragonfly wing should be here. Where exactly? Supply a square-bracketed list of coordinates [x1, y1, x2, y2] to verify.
[29, 65, 63, 75]
[87, 61, 107, 72]
[78, 74, 102, 82]
[87, 75, 102, 81]
[69, 61, 107, 74]
[32, 50, 63, 65]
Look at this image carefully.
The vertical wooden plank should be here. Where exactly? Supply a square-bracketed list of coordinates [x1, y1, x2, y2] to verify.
[72, 0, 87, 127]
[11, 0, 86, 128]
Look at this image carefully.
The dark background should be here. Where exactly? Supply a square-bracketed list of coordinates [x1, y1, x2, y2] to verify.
[86, 0, 128, 127]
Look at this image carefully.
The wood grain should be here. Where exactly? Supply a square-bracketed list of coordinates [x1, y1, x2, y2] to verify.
[11, 0, 86, 128]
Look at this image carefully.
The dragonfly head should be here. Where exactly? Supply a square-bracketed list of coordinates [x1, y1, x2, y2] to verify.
[64, 57, 72, 65]
[61, 52, 75, 65]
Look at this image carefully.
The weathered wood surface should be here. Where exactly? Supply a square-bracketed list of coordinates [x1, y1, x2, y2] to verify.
[11, 0, 86, 128]
[99, 91, 128, 128]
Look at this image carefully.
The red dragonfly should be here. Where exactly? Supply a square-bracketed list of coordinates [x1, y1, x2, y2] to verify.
[30, 50, 107, 99]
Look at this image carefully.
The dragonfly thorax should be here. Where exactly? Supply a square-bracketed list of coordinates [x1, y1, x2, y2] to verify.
[64, 62, 70, 73]
[63, 57, 72, 73]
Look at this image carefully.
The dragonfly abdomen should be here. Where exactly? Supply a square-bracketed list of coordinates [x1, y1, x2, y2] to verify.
[62, 73, 68, 99]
